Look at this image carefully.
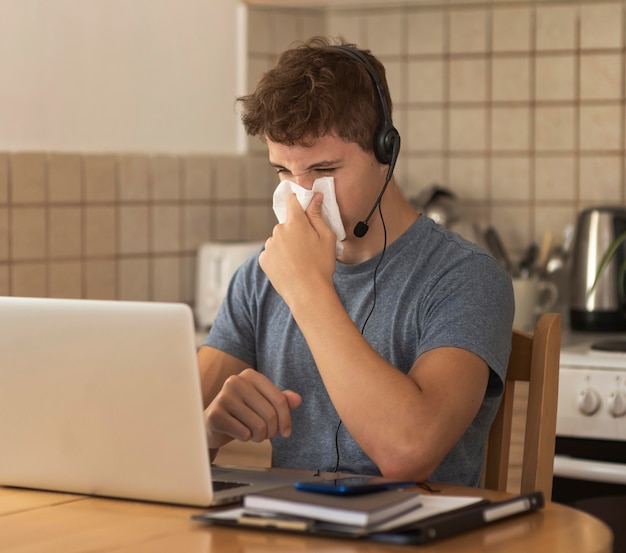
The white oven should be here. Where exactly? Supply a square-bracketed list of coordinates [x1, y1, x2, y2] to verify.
[554, 335, 626, 553]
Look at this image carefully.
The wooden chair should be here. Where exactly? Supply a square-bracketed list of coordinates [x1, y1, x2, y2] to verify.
[483, 312, 562, 498]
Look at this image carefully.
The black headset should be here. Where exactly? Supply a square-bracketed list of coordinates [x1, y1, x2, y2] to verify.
[327, 45, 401, 238]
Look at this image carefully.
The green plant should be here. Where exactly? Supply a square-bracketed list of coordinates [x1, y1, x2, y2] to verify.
[589, 229, 626, 299]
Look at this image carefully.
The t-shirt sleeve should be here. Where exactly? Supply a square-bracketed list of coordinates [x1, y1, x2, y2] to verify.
[203, 255, 260, 368]
[415, 252, 514, 397]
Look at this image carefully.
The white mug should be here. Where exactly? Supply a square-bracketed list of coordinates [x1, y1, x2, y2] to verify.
[512, 277, 559, 331]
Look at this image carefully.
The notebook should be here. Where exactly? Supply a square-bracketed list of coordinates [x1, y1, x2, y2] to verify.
[0, 296, 313, 507]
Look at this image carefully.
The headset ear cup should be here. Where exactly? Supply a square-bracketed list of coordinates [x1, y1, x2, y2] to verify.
[375, 125, 400, 165]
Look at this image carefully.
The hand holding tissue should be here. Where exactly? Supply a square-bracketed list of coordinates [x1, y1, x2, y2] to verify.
[272, 177, 346, 257]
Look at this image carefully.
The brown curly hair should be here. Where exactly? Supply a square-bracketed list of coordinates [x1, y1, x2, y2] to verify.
[237, 36, 393, 154]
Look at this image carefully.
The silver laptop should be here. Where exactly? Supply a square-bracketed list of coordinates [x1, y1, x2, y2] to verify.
[0, 296, 311, 507]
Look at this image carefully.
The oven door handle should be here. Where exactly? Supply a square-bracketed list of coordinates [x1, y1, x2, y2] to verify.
[553, 454, 626, 485]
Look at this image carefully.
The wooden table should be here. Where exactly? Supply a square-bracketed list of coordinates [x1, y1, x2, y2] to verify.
[0, 482, 613, 553]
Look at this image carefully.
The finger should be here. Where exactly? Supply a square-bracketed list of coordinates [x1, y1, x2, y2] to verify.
[283, 390, 302, 410]
[285, 193, 305, 222]
[229, 370, 297, 441]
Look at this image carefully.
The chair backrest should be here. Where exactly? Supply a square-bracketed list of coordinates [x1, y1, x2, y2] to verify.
[483, 312, 562, 498]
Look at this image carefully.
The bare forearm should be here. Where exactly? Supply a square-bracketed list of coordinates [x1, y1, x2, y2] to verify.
[287, 283, 488, 479]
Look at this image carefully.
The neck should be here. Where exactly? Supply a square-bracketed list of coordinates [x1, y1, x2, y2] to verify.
[338, 185, 419, 265]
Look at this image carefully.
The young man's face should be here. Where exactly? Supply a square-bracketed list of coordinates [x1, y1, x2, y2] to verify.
[266, 134, 388, 239]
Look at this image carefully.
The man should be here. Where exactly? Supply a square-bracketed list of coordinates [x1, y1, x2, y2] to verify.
[199, 36, 514, 486]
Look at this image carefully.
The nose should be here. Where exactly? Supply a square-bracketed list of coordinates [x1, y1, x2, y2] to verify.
[286, 168, 316, 190]
[291, 174, 315, 190]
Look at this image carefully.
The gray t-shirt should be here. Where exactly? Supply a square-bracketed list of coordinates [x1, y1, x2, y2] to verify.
[205, 216, 514, 486]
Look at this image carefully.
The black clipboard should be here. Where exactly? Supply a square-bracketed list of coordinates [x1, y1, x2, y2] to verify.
[192, 491, 545, 544]
[369, 491, 544, 544]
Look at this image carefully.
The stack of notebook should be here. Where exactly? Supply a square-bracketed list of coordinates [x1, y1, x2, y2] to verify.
[193, 486, 545, 544]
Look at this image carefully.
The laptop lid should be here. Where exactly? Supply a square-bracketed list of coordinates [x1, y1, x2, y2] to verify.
[0, 297, 218, 506]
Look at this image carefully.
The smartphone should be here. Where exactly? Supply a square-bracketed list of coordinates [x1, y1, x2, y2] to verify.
[294, 476, 416, 495]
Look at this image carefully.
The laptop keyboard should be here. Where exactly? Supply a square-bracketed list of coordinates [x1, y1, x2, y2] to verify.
[212, 480, 250, 492]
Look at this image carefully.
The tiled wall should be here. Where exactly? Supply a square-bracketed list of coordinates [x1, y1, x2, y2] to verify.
[4, 0, 626, 304]
[249, 0, 626, 262]
[0, 153, 276, 301]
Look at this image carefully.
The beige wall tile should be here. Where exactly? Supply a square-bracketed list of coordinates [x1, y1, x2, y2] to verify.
[580, 3, 622, 50]
[449, 8, 487, 54]
[49, 207, 82, 258]
[492, 56, 530, 102]
[298, 11, 325, 41]
[579, 105, 621, 151]
[491, 107, 530, 152]
[213, 156, 242, 201]
[244, 156, 277, 201]
[11, 262, 46, 297]
[449, 108, 486, 152]
[272, 11, 301, 54]
[407, 9, 445, 55]
[183, 156, 212, 200]
[492, 6, 531, 52]
[118, 257, 150, 301]
[0, 265, 8, 295]
[183, 205, 212, 250]
[327, 11, 363, 45]
[405, 156, 445, 192]
[0, 207, 7, 260]
[49, 261, 82, 299]
[151, 156, 181, 200]
[384, 59, 403, 104]
[536, 4, 577, 51]
[246, 56, 274, 98]
[119, 156, 149, 201]
[535, 156, 576, 201]
[152, 256, 181, 303]
[118, 205, 149, 255]
[363, 10, 403, 57]
[534, 106, 575, 151]
[408, 60, 444, 103]
[84, 155, 117, 203]
[85, 206, 116, 257]
[213, 204, 242, 241]
[491, 157, 531, 201]
[247, 9, 273, 55]
[244, 204, 274, 241]
[535, 55, 576, 101]
[84, 259, 117, 300]
[11, 153, 46, 204]
[491, 205, 530, 251]
[180, 253, 196, 305]
[0, 153, 8, 203]
[579, 156, 622, 202]
[11, 207, 46, 260]
[407, 108, 444, 151]
[533, 205, 576, 243]
[152, 205, 181, 253]
[580, 54, 622, 101]
[48, 154, 82, 203]
[449, 58, 486, 103]
[447, 157, 486, 200]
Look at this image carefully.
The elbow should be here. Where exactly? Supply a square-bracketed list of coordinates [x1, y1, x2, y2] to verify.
[375, 445, 440, 482]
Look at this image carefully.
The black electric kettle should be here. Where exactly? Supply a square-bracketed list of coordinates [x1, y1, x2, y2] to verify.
[570, 206, 626, 331]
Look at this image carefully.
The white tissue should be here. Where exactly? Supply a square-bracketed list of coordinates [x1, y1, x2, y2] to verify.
[272, 177, 346, 257]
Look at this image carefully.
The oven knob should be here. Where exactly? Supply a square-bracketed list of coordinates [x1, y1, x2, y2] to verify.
[608, 390, 626, 417]
[577, 387, 601, 415]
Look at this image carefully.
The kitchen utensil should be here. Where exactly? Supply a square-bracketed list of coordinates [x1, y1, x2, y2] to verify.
[518, 243, 538, 278]
[410, 185, 460, 228]
[570, 206, 626, 331]
[536, 229, 553, 276]
[484, 226, 514, 275]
